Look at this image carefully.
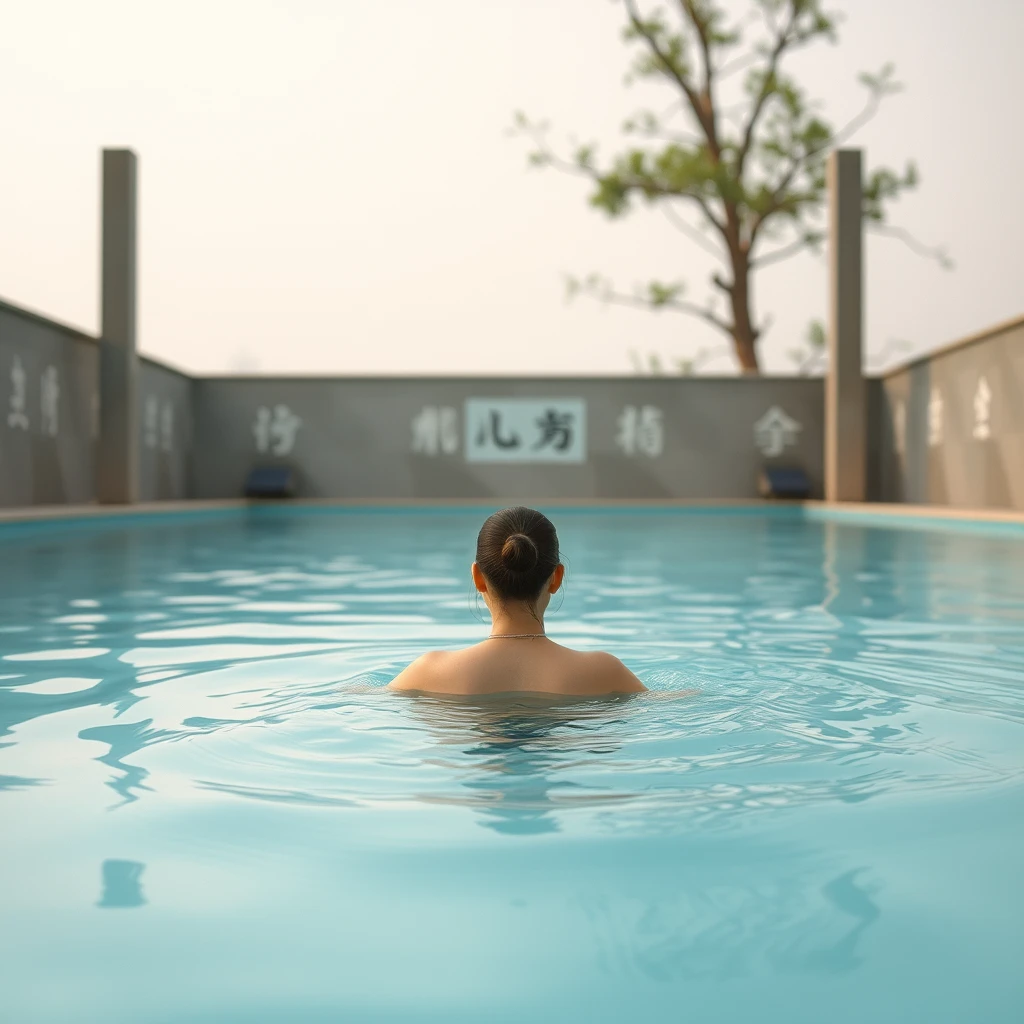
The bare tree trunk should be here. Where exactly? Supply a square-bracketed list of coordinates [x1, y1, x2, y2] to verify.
[730, 256, 760, 373]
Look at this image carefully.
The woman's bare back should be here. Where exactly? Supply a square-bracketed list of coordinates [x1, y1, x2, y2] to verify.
[388, 507, 647, 698]
[389, 638, 645, 697]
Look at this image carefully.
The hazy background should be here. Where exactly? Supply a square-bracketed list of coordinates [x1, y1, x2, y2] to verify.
[1, 0, 1021, 376]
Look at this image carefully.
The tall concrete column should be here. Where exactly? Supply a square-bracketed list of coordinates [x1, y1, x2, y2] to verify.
[97, 148, 139, 504]
[825, 148, 866, 503]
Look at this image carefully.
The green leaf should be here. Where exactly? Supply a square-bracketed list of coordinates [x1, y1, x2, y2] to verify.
[648, 280, 685, 307]
[806, 319, 826, 349]
[575, 145, 595, 170]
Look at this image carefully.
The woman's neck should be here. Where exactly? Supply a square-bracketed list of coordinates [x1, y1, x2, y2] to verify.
[488, 605, 545, 636]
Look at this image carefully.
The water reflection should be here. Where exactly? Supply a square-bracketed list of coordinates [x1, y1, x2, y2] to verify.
[580, 861, 882, 981]
[405, 694, 635, 835]
[97, 859, 147, 909]
[800, 869, 881, 973]
[79, 721, 163, 805]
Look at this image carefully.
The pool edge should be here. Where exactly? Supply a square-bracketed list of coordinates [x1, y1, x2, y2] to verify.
[1, 498, 1022, 537]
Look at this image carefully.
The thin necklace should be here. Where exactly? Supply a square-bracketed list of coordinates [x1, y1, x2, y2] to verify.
[487, 632, 546, 639]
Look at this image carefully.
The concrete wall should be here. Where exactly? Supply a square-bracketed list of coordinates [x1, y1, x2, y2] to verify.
[1, 299, 193, 507]
[139, 357, 193, 501]
[0, 300, 99, 507]
[4, 290, 1020, 509]
[872, 315, 1024, 509]
[192, 376, 824, 500]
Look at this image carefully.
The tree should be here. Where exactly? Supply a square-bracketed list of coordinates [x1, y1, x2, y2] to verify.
[788, 320, 911, 375]
[514, 0, 949, 374]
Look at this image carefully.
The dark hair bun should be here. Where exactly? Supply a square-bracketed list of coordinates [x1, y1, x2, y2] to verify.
[500, 532, 539, 573]
[476, 507, 559, 604]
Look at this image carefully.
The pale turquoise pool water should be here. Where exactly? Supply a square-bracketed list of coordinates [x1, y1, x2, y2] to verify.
[1, 507, 1023, 1023]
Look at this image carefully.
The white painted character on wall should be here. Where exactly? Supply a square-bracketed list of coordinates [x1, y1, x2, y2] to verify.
[40, 365, 60, 437]
[8, 356, 29, 430]
[144, 395, 159, 449]
[754, 406, 802, 457]
[254, 404, 302, 455]
[927, 388, 943, 447]
[616, 405, 664, 457]
[411, 405, 459, 455]
[972, 376, 991, 441]
[160, 402, 175, 452]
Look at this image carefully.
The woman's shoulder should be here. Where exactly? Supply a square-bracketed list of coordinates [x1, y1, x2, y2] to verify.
[563, 648, 647, 694]
[387, 649, 452, 691]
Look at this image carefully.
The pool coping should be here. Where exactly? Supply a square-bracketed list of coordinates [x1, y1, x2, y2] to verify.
[1, 498, 1023, 533]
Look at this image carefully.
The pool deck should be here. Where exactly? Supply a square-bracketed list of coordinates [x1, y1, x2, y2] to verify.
[1, 498, 1023, 530]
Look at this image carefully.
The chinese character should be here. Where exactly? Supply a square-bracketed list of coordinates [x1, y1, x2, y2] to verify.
[972, 377, 991, 441]
[754, 405, 802, 457]
[893, 399, 906, 455]
[40, 365, 60, 437]
[927, 388, 943, 447]
[253, 404, 302, 455]
[616, 405, 664, 457]
[411, 405, 458, 455]
[465, 398, 586, 463]
[476, 411, 521, 450]
[160, 402, 174, 452]
[143, 395, 159, 449]
[533, 409, 574, 451]
[8, 356, 29, 430]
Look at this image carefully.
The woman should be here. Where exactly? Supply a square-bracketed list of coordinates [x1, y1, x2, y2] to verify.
[389, 506, 646, 697]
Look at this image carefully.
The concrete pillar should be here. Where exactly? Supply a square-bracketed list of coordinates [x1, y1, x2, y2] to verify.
[97, 149, 139, 504]
[825, 149, 866, 503]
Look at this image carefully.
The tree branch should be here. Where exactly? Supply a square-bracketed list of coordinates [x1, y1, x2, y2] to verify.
[827, 92, 882, 151]
[735, 7, 798, 176]
[749, 83, 889, 245]
[516, 113, 728, 235]
[622, 0, 715, 152]
[681, 0, 715, 96]
[716, 50, 759, 81]
[605, 289, 733, 336]
[574, 273, 732, 337]
[864, 337, 913, 372]
[662, 202, 724, 258]
[869, 223, 953, 268]
[751, 233, 819, 268]
[624, 117, 703, 146]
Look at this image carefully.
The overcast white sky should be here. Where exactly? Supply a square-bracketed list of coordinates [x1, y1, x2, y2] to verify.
[0, 0, 1021, 376]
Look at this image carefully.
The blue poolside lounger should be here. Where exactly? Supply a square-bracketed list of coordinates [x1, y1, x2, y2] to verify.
[758, 465, 811, 500]
[244, 466, 297, 499]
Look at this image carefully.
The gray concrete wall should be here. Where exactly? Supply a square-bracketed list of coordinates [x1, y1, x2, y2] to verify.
[0, 300, 99, 507]
[191, 376, 824, 500]
[1, 299, 193, 507]
[873, 316, 1024, 509]
[4, 289, 1019, 509]
[139, 357, 193, 502]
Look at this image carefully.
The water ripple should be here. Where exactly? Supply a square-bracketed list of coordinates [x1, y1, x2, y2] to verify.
[0, 512, 1023, 835]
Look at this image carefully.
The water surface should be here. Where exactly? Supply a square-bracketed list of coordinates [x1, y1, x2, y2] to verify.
[1, 508, 1023, 1022]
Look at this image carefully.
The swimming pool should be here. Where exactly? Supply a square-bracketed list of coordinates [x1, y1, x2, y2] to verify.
[1, 506, 1022, 1023]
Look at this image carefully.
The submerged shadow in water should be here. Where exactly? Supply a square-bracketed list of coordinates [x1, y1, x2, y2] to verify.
[580, 859, 883, 982]
[404, 693, 635, 836]
[97, 859, 147, 909]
